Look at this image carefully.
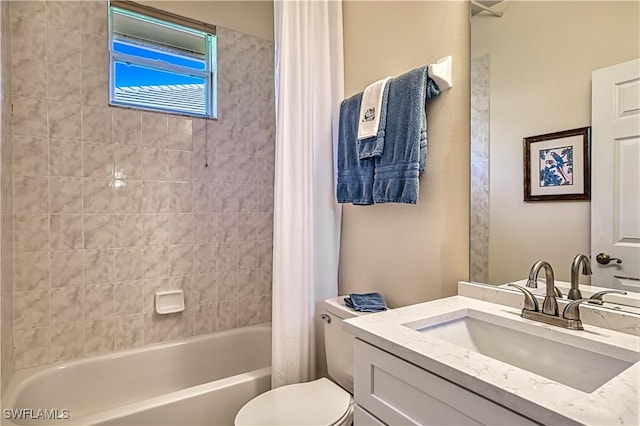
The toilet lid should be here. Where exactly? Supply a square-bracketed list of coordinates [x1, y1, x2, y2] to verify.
[234, 378, 352, 426]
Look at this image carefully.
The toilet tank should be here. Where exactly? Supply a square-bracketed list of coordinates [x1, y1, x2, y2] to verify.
[320, 296, 370, 394]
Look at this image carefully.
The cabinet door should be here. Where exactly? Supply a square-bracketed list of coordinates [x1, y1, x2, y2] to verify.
[354, 404, 386, 426]
[354, 340, 537, 426]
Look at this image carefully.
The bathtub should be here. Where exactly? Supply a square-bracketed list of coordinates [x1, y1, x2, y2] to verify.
[2, 324, 271, 426]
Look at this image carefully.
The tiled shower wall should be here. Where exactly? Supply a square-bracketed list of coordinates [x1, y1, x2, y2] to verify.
[1, 0, 15, 392]
[470, 54, 489, 283]
[9, 1, 275, 370]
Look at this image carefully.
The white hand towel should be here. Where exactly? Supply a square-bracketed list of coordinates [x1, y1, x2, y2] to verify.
[357, 77, 392, 140]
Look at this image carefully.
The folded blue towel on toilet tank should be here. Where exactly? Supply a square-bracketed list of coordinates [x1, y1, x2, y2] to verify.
[344, 292, 388, 312]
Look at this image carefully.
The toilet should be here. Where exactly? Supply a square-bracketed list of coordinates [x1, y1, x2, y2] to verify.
[234, 296, 374, 426]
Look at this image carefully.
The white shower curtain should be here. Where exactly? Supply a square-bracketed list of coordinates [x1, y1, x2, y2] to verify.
[271, 0, 344, 388]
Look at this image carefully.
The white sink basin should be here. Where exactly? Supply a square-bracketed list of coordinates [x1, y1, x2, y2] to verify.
[407, 308, 637, 393]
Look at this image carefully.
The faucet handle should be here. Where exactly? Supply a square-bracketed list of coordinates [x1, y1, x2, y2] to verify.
[553, 286, 563, 298]
[508, 284, 539, 312]
[588, 290, 628, 305]
[562, 299, 594, 321]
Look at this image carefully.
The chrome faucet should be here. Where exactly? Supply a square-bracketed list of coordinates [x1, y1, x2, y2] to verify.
[526, 260, 563, 299]
[509, 260, 588, 330]
[568, 254, 592, 300]
[527, 260, 558, 316]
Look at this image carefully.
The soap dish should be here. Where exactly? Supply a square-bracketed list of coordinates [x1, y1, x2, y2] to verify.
[155, 290, 185, 314]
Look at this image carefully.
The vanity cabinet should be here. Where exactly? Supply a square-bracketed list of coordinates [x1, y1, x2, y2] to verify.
[353, 339, 537, 426]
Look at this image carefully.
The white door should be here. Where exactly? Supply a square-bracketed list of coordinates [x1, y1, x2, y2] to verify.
[591, 58, 640, 291]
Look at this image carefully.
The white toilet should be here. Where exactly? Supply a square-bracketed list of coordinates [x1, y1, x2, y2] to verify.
[234, 296, 373, 426]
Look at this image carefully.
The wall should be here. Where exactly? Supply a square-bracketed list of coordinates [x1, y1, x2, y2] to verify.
[139, 1, 274, 41]
[340, 1, 470, 307]
[1, 0, 14, 394]
[471, 1, 639, 284]
[7, 0, 274, 371]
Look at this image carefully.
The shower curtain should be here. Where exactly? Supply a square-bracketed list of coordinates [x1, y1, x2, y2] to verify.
[271, 0, 344, 387]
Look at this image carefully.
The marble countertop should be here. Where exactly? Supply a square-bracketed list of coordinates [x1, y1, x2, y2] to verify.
[343, 296, 640, 425]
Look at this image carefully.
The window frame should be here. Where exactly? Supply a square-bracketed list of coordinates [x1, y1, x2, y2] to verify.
[108, 3, 217, 119]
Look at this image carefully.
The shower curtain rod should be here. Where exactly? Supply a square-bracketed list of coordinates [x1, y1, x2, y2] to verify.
[470, 0, 503, 17]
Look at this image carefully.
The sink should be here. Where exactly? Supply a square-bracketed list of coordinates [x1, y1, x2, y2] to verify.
[406, 309, 637, 393]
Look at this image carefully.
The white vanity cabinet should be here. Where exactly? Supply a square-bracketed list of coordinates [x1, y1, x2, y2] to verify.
[352, 339, 537, 426]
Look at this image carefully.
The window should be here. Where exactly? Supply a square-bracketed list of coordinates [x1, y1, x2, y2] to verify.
[109, 1, 217, 118]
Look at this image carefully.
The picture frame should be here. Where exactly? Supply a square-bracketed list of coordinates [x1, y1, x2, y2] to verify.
[523, 127, 591, 202]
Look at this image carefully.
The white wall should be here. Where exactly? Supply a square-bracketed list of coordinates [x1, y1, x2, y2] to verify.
[471, 1, 639, 284]
[140, 1, 274, 41]
[341, 1, 470, 308]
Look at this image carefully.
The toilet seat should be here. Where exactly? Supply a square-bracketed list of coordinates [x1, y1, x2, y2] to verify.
[234, 377, 352, 426]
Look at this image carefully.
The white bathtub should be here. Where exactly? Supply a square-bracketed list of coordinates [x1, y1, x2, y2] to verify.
[2, 324, 271, 426]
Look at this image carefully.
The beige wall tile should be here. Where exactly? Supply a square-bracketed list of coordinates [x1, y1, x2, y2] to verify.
[50, 286, 83, 325]
[14, 326, 49, 369]
[14, 176, 49, 213]
[50, 177, 82, 213]
[115, 145, 144, 180]
[169, 117, 193, 151]
[257, 268, 272, 296]
[12, 58, 46, 100]
[142, 181, 170, 213]
[50, 324, 83, 362]
[114, 248, 143, 282]
[194, 244, 215, 275]
[50, 214, 83, 250]
[169, 245, 193, 277]
[14, 289, 49, 330]
[83, 143, 113, 178]
[141, 112, 168, 148]
[50, 250, 83, 288]
[193, 273, 216, 304]
[84, 284, 114, 321]
[169, 214, 194, 245]
[113, 108, 141, 146]
[114, 214, 143, 248]
[194, 214, 217, 243]
[143, 246, 169, 279]
[80, 1, 108, 35]
[47, 1, 81, 31]
[14, 214, 49, 253]
[169, 182, 193, 213]
[49, 139, 82, 177]
[81, 33, 108, 71]
[48, 64, 82, 103]
[143, 213, 170, 246]
[216, 300, 237, 331]
[47, 27, 81, 67]
[143, 278, 169, 313]
[115, 314, 143, 350]
[82, 106, 113, 144]
[11, 13, 46, 62]
[83, 318, 114, 356]
[114, 179, 142, 213]
[238, 297, 259, 327]
[83, 178, 113, 213]
[14, 252, 49, 292]
[82, 68, 108, 106]
[193, 183, 216, 213]
[217, 242, 238, 272]
[83, 249, 114, 285]
[115, 282, 143, 316]
[217, 184, 238, 213]
[12, 97, 47, 138]
[192, 303, 216, 335]
[49, 101, 82, 140]
[142, 147, 170, 181]
[217, 271, 236, 301]
[218, 214, 238, 242]
[84, 214, 113, 249]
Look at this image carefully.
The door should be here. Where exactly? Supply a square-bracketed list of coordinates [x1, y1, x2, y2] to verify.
[591, 58, 640, 291]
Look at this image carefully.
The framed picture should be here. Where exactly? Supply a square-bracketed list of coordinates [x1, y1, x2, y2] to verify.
[523, 127, 591, 202]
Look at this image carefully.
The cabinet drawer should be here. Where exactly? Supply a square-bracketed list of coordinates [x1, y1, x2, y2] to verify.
[354, 339, 537, 426]
[354, 404, 386, 426]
